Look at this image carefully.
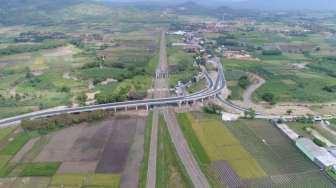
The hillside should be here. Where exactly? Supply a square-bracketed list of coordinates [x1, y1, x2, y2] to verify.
[228, 0, 336, 11]
[0, 0, 112, 25]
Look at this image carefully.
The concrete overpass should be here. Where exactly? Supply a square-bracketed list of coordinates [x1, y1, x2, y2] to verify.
[0, 58, 226, 127]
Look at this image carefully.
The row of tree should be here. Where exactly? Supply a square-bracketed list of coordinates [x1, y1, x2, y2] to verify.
[21, 110, 112, 132]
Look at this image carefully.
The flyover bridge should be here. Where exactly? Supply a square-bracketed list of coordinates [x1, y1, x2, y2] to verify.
[0, 59, 226, 127]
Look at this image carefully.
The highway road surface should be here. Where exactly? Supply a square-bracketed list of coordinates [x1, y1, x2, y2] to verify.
[146, 31, 169, 188]
[163, 109, 211, 188]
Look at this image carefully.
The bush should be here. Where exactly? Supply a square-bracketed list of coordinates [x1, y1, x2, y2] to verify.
[238, 75, 251, 89]
[203, 103, 223, 114]
[262, 92, 275, 104]
[262, 49, 282, 56]
[313, 138, 326, 147]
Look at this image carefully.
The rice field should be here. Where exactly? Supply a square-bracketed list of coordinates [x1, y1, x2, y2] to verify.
[226, 119, 334, 188]
[179, 113, 266, 179]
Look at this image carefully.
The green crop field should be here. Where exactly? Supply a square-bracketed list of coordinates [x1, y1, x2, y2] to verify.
[50, 174, 87, 187]
[226, 119, 334, 187]
[19, 162, 60, 177]
[177, 113, 266, 180]
[222, 58, 336, 103]
[0, 133, 32, 156]
[87, 174, 120, 187]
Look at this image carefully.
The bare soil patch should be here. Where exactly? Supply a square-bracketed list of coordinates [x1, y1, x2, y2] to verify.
[34, 125, 84, 162]
[33, 115, 145, 176]
[65, 123, 109, 162]
[120, 117, 146, 188]
[95, 118, 137, 173]
[57, 162, 98, 174]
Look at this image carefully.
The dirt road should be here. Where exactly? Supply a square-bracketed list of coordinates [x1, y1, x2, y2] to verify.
[243, 73, 265, 107]
[163, 109, 210, 188]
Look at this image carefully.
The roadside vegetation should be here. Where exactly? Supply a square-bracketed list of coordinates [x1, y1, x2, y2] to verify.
[156, 114, 193, 188]
[139, 112, 153, 188]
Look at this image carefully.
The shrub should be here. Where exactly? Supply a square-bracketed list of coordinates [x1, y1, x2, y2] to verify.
[262, 49, 282, 56]
[313, 138, 326, 147]
[21, 110, 112, 132]
[238, 75, 251, 89]
[262, 92, 275, 104]
[203, 103, 223, 114]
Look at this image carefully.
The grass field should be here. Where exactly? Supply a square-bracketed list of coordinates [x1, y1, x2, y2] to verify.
[139, 112, 153, 188]
[156, 114, 193, 188]
[287, 122, 314, 138]
[187, 79, 207, 93]
[0, 127, 15, 142]
[177, 113, 266, 181]
[167, 46, 198, 88]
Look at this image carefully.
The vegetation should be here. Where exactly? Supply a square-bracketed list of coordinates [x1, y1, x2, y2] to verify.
[50, 174, 87, 187]
[19, 162, 61, 176]
[0, 40, 67, 56]
[244, 108, 256, 119]
[178, 113, 266, 180]
[313, 138, 326, 147]
[203, 102, 223, 114]
[0, 133, 32, 155]
[168, 46, 198, 87]
[139, 112, 153, 188]
[87, 174, 120, 187]
[238, 75, 251, 89]
[21, 110, 112, 132]
[0, 127, 15, 142]
[156, 115, 193, 188]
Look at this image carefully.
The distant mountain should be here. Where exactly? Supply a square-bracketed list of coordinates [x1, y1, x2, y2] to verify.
[0, 0, 112, 25]
[227, 0, 336, 11]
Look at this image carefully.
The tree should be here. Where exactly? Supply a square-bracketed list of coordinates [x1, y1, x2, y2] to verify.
[203, 102, 223, 114]
[262, 92, 275, 104]
[238, 75, 251, 89]
[244, 108, 256, 119]
[286, 109, 293, 115]
[77, 93, 87, 106]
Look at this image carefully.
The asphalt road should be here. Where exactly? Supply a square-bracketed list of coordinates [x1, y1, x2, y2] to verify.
[163, 109, 211, 188]
[146, 31, 169, 188]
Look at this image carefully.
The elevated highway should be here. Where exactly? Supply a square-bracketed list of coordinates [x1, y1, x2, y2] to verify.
[0, 58, 225, 127]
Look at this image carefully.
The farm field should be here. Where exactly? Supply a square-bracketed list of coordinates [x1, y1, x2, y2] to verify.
[0, 114, 147, 188]
[0, 23, 160, 119]
[226, 119, 334, 188]
[177, 112, 266, 188]
[177, 113, 335, 188]
[218, 28, 336, 104]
